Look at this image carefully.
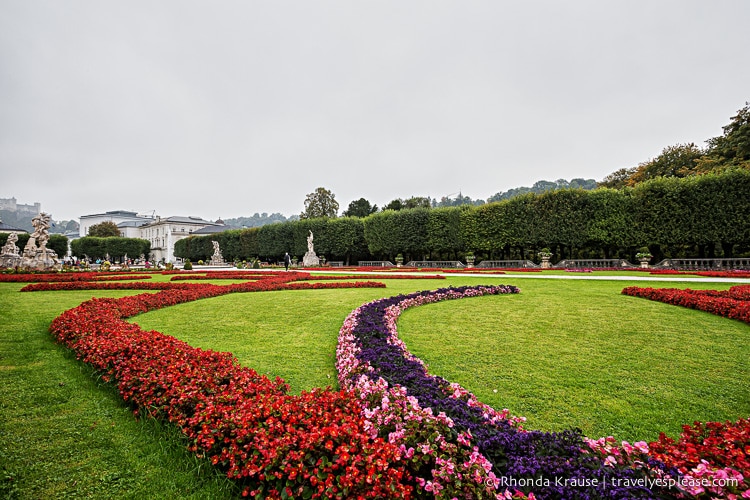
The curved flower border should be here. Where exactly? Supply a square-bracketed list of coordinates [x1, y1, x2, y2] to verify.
[46, 273, 414, 498]
[25, 271, 750, 498]
[337, 285, 749, 499]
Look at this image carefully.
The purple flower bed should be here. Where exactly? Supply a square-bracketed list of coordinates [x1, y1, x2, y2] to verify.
[337, 285, 675, 499]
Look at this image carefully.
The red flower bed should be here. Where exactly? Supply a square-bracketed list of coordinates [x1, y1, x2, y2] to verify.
[21, 271, 388, 293]
[48, 280, 412, 498]
[0, 271, 153, 282]
[622, 285, 750, 324]
[648, 419, 750, 498]
[21, 281, 201, 292]
[170, 272, 285, 281]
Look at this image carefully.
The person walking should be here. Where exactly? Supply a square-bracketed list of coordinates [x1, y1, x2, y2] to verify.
[284, 252, 291, 271]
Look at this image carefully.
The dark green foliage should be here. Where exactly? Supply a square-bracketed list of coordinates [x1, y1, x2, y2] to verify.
[601, 103, 750, 187]
[363, 210, 400, 259]
[222, 212, 290, 228]
[487, 178, 597, 203]
[300, 187, 339, 219]
[170, 170, 750, 264]
[326, 217, 368, 265]
[87, 221, 121, 237]
[48, 234, 69, 259]
[382, 196, 432, 211]
[705, 102, 750, 165]
[342, 198, 378, 218]
[427, 207, 464, 259]
[70, 237, 150, 261]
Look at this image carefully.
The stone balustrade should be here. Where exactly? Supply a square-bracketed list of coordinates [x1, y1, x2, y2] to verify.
[476, 260, 538, 268]
[357, 261, 394, 267]
[656, 258, 750, 270]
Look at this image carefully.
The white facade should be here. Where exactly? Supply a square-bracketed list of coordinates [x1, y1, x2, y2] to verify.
[78, 210, 224, 264]
[79, 210, 155, 237]
[141, 216, 223, 263]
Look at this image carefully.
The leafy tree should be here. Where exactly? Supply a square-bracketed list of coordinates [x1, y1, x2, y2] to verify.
[568, 178, 598, 190]
[433, 193, 484, 208]
[382, 196, 431, 211]
[382, 199, 404, 211]
[704, 102, 750, 167]
[88, 221, 121, 237]
[598, 168, 637, 189]
[488, 178, 597, 202]
[626, 143, 705, 186]
[222, 213, 290, 229]
[403, 196, 431, 209]
[342, 198, 378, 218]
[300, 187, 339, 219]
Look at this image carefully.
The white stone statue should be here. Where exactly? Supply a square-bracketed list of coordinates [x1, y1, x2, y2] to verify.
[0, 232, 22, 268]
[209, 240, 225, 266]
[302, 230, 320, 267]
[2, 232, 19, 255]
[18, 212, 61, 271]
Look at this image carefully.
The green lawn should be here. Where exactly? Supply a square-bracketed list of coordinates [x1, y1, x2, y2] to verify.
[1, 273, 748, 498]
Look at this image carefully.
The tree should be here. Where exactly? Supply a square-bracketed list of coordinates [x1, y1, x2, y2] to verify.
[704, 102, 750, 167]
[626, 143, 705, 186]
[434, 193, 484, 208]
[300, 187, 339, 219]
[403, 196, 431, 209]
[598, 168, 637, 189]
[342, 198, 378, 218]
[382, 199, 405, 211]
[382, 196, 431, 211]
[88, 221, 121, 237]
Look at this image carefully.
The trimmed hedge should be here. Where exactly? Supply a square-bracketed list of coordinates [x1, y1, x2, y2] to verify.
[174, 169, 750, 263]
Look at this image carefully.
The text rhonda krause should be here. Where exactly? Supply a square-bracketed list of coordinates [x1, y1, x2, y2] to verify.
[495, 476, 740, 491]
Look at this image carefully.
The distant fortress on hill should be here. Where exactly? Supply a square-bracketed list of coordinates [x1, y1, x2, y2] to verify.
[0, 197, 41, 216]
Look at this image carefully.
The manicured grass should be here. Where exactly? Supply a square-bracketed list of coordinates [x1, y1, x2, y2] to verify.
[133, 279, 451, 393]
[2, 273, 748, 498]
[398, 278, 749, 442]
[0, 280, 240, 499]
[133, 275, 749, 442]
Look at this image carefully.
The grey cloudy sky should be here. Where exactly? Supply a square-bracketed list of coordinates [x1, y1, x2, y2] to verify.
[1, 1, 749, 222]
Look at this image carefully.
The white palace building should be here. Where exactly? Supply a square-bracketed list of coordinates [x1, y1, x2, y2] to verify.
[79, 210, 225, 263]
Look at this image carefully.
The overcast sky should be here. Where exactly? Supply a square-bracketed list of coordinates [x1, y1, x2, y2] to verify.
[1, 1, 749, 222]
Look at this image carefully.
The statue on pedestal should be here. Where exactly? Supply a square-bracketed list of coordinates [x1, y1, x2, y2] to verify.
[302, 230, 320, 267]
[18, 213, 61, 271]
[209, 240, 225, 266]
[0, 232, 22, 268]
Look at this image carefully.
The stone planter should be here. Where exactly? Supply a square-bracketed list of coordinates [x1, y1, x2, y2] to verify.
[639, 257, 651, 268]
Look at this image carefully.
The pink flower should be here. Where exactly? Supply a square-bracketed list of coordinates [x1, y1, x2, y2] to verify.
[633, 441, 649, 454]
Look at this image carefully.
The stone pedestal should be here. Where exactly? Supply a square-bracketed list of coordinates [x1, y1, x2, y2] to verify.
[209, 241, 225, 266]
[0, 253, 22, 268]
[303, 251, 320, 267]
[21, 247, 61, 271]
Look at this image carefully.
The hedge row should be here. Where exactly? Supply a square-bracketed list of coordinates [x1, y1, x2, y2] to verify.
[70, 236, 151, 262]
[172, 169, 750, 264]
